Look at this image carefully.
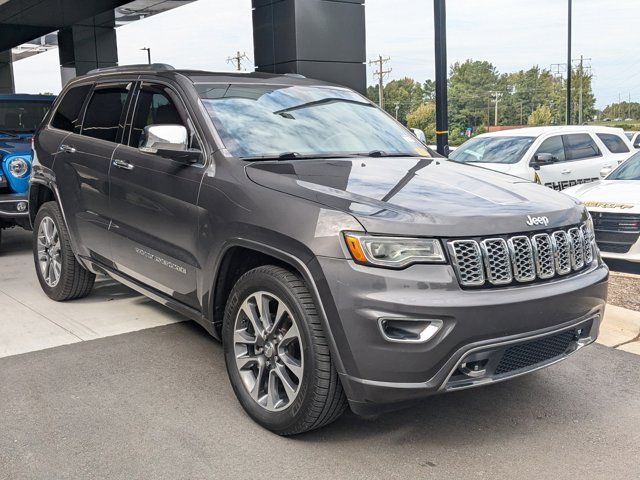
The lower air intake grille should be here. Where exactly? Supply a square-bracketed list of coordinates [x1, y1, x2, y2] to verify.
[494, 330, 576, 375]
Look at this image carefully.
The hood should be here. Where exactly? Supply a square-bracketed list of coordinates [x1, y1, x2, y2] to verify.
[0, 134, 33, 158]
[564, 180, 640, 212]
[246, 157, 586, 236]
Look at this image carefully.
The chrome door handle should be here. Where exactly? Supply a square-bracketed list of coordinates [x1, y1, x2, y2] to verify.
[561, 169, 572, 175]
[113, 159, 134, 171]
[59, 144, 76, 154]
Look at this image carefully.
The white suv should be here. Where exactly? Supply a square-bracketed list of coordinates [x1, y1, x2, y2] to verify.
[625, 131, 640, 149]
[449, 126, 634, 191]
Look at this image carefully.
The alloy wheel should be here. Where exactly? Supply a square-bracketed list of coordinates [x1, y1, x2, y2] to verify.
[233, 291, 304, 412]
[37, 216, 62, 288]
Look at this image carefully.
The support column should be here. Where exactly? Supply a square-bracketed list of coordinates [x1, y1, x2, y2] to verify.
[252, 0, 366, 94]
[0, 50, 15, 94]
[58, 10, 118, 85]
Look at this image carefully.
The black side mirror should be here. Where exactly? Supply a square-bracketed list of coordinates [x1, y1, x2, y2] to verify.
[530, 153, 557, 170]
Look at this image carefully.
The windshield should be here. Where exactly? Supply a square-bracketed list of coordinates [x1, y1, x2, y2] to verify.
[0, 100, 53, 134]
[449, 136, 535, 165]
[608, 151, 640, 180]
[196, 84, 429, 159]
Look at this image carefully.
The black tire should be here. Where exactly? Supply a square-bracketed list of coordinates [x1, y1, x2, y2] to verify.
[33, 201, 95, 301]
[223, 265, 347, 435]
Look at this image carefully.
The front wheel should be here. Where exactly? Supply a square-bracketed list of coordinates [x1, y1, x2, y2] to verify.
[33, 202, 95, 301]
[223, 265, 347, 435]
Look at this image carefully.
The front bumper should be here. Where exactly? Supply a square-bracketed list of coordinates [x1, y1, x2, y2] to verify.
[0, 192, 29, 221]
[315, 257, 608, 414]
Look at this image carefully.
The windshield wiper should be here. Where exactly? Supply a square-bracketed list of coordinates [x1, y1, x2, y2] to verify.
[241, 152, 358, 161]
[361, 150, 423, 158]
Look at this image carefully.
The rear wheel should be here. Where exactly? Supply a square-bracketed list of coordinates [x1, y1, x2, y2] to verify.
[33, 202, 95, 301]
[223, 265, 347, 435]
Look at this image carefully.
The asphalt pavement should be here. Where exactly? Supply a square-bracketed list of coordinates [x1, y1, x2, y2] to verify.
[1, 321, 639, 480]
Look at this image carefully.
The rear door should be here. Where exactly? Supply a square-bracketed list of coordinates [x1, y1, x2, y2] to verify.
[51, 81, 134, 261]
[108, 81, 205, 307]
[595, 132, 634, 167]
[532, 133, 603, 190]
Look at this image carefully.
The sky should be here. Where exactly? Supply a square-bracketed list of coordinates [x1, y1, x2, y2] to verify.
[12, 0, 640, 109]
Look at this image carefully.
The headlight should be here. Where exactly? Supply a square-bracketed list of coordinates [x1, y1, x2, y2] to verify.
[8, 157, 29, 178]
[344, 233, 446, 268]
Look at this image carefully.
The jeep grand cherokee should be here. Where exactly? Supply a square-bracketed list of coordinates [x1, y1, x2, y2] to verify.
[29, 65, 608, 435]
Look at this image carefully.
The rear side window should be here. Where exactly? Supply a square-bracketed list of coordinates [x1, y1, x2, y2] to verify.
[50, 84, 91, 133]
[535, 135, 565, 162]
[81, 85, 130, 143]
[596, 133, 630, 154]
[562, 134, 600, 160]
[128, 84, 185, 147]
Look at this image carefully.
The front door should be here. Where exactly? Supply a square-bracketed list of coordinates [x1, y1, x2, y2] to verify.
[108, 82, 204, 307]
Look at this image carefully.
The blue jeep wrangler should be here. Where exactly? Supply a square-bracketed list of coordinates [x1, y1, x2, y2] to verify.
[0, 94, 55, 248]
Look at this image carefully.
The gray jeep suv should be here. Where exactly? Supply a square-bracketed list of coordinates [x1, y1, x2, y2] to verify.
[29, 65, 608, 435]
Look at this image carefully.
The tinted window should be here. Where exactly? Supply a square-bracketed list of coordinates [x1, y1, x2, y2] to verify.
[596, 133, 630, 154]
[563, 134, 600, 160]
[535, 135, 565, 162]
[81, 85, 130, 142]
[0, 100, 53, 133]
[129, 84, 185, 147]
[625, 132, 633, 140]
[447, 136, 535, 164]
[51, 85, 91, 133]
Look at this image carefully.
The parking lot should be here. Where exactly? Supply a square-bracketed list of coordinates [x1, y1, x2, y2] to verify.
[1, 228, 640, 479]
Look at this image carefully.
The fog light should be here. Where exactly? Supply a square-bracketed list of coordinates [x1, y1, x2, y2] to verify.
[378, 318, 443, 343]
[459, 359, 489, 378]
[16, 201, 28, 212]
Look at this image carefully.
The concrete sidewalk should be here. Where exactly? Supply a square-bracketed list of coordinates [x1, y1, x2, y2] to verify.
[597, 304, 640, 355]
[0, 229, 185, 358]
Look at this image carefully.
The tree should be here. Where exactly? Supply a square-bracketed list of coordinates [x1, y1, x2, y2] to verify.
[381, 78, 424, 124]
[528, 105, 553, 126]
[406, 103, 436, 143]
[448, 60, 499, 131]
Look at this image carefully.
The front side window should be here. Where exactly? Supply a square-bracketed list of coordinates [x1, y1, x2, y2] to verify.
[197, 84, 427, 159]
[607, 151, 640, 180]
[596, 133, 630, 154]
[128, 84, 186, 147]
[563, 133, 600, 160]
[449, 136, 535, 164]
[51, 85, 91, 133]
[81, 85, 130, 142]
[534, 135, 566, 162]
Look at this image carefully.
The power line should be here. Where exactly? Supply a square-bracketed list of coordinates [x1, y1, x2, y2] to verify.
[226, 51, 249, 71]
[368, 55, 392, 109]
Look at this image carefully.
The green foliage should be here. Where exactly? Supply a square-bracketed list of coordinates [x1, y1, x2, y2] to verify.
[602, 101, 640, 121]
[448, 60, 499, 130]
[406, 103, 436, 143]
[528, 105, 553, 126]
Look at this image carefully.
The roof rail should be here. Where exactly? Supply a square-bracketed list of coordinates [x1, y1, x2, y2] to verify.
[87, 64, 175, 75]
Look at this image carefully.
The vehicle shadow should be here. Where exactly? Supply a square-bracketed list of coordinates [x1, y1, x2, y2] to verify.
[0, 228, 32, 256]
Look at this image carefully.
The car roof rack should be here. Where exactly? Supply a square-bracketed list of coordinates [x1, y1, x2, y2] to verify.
[87, 64, 175, 75]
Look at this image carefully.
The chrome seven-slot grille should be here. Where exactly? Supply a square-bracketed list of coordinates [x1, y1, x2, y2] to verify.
[449, 223, 594, 288]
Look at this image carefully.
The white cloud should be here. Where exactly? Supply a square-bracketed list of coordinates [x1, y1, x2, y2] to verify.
[12, 0, 639, 108]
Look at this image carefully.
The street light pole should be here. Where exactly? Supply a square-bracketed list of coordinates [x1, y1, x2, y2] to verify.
[566, 0, 572, 125]
[433, 0, 448, 156]
[141, 47, 151, 65]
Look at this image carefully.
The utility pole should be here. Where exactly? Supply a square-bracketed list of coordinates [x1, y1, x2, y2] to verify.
[520, 101, 524, 125]
[227, 51, 249, 71]
[629, 93, 632, 119]
[574, 55, 591, 124]
[395, 103, 400, 120]
[490, 91, 502, 126]
[566, 0, 572, 125]
[369, 55, 392, 109]
[433, 0, 449, 156]
[140, 47, 151, 65]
